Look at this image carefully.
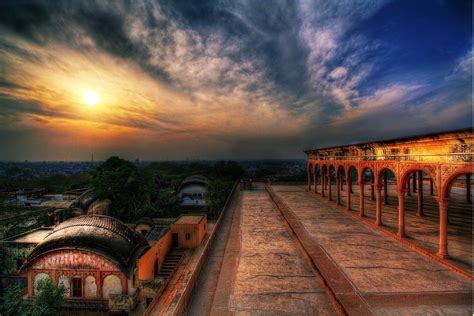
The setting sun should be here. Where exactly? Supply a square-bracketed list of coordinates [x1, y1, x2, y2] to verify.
[82, 90, 101, 106]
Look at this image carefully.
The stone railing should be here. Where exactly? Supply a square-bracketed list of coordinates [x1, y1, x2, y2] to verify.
[108, 291, 140, 312]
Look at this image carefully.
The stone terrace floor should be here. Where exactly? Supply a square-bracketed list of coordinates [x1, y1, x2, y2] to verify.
[188, 183, 337, 315]
[270, 184, 472, 315]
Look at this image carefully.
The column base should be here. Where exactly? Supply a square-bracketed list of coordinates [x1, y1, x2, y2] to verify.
[396, 231, 405, 238]
[375, 220, 382, 226]
[436, 251, 449, 259]
[416, 211, 424, 217]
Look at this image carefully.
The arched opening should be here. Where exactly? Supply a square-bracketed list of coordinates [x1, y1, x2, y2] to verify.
[443, 172, 473, 272]
[103, 275, 122, 298]
[84, 275, 97, 298]
[314, 164, 321, 194]
[345, 166, 358, 213]
[328, 165, 336, 201]
[359, 167, 375, 219]
[58, 274, 70, 297]
[336, 166, 346, 207]
[375, 168, 398, 232]
[307, 164, 314, 192]
[34, 273, 52, 296]
[321, 165, 328, 198]
[400, 169, 440, 256]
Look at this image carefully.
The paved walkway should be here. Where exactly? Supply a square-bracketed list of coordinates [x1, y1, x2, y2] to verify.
[324, 182, 473, 272]
[270, 185, 472, 315]
[190, 183, 336, 315]
[186, 182, 240, 315]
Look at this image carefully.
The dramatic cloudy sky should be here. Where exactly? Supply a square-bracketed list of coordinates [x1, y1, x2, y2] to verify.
[0, 0, 471, 160]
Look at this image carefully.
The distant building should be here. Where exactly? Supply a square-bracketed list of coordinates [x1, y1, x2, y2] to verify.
[87, 198, 111, 216]
[170, 215, 207, 248]
[177, 175, 209, 210]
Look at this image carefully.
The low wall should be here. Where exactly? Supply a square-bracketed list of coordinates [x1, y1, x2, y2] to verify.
[145, 181, 239, 315]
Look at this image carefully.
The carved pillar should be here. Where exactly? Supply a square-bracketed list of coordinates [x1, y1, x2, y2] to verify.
[327, 174, 332, 201]
[97, 273, 103, 299]
[321, 171, 325, 197]
[430, 178, 434, 196]
[466, 174, 471, 204]
[416, 171, 424, 216]
[397, 189, 406, 238]
[314, 169, 318, 194]
[307, 168, 311, 192]
[336, 176, 340, 206]
[383, 172, 388, 205]
[436, 197, 450, 259]
[340, 172, 344, 191]
[370, 176, 375, 201]
[412, 172, 417, 193]
[346, 178, 351, 211]
[359, 181, 365, 217]
[375, 185, 382, 226]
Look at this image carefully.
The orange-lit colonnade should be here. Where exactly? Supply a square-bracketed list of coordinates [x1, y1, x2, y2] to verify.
[305, 129, 473, 260]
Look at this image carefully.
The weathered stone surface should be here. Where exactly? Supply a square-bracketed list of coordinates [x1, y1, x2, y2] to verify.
[271, 185, 472, 314]
[211, 184, 336, 315]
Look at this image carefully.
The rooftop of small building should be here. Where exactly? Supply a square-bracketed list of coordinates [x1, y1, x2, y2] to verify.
[2, 227, 53, 244]
[146, 225, 170, 241]
[21, 215, 150, 276]
[174, 215, 205, 225]
[178, 175, 209, 191]
[38, 200, 76, 209]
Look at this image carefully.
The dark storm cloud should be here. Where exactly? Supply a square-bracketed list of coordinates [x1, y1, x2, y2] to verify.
[0, 0, 52, 43]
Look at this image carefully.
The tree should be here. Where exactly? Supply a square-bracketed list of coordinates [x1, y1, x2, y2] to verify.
[213, 161, 244, 180]
[27, 278, 65, 316]
[0, 278, 65, 316]
[90, 157, 141, 221]
[134, 189, 182, 220]
[205, 180, 234, 219]
[1, 284, 25, 315]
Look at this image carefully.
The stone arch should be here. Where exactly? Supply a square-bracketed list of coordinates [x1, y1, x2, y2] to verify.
[328, 165, 337, 201]
[58, 274, 70, 297]
[377, 167, 398, 188]
[103, 275, 122, 298]
[84, 275, 97, 298]
[400, 166, 439, 195]
[34, 273, 52, 295]
[360, 166, 375, 184]
[441, 166, 473, 199]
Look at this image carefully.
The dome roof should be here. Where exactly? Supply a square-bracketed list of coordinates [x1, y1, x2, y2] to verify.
[178, 175, 209, 191]
[22, 215, 149, 277]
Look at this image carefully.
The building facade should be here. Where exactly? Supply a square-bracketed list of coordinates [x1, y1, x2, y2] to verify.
[20, 215, 150, 311]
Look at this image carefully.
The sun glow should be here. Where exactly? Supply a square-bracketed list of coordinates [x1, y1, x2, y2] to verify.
[82, 91, 101, 106]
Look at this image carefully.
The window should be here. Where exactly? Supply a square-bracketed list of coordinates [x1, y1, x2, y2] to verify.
[72, 276, 82, 297]
[185, 233, 191, 240]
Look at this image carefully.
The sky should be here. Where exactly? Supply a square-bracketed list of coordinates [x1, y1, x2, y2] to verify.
[0, 0, 471, 161]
